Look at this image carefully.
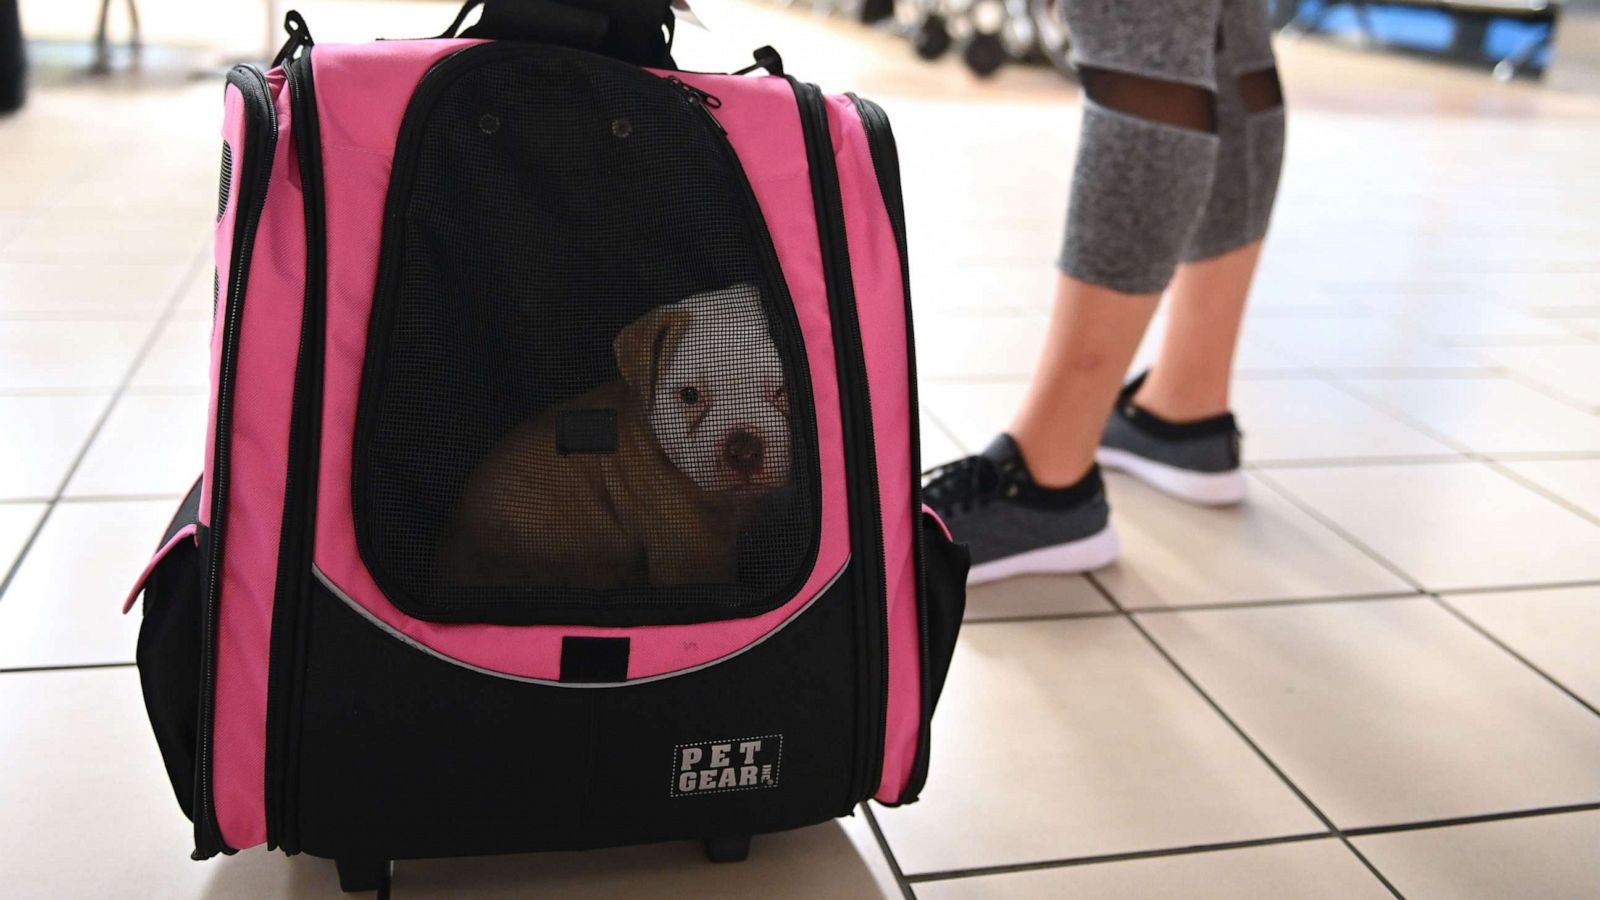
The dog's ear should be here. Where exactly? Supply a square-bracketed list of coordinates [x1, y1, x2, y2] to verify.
[615, 306, 691, 395]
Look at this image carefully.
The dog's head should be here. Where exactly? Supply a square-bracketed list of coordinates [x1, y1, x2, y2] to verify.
[615, 284, 792, 497]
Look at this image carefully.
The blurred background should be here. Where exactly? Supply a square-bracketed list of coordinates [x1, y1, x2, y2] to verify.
[3, 1, 1600, 898]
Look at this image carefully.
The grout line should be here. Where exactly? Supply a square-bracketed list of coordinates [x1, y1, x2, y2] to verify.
[1480, 459, 1600, 530]
[1248, 468, 1428, 593]
[1431, 578, 1600, 597]
[1085, 574, 1406, 899]
[920, 409, 970, 459]
[1247, 455, 1469, 470]
[859, 802, 917, 900]
[0, 661, 136, 675]
[1431, 595, 1600, 720]
[1341, 802, 1600, 838]
[54, 492, 190, 505]
[903, 831, 1334, 884]
[0, 248, 208, 608]
[900, 801, 1600, 885]
[962, 608, 1123, 625]
[960, 590, 1429, 628]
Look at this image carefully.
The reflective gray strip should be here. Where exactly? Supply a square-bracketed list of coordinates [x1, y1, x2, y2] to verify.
[311, 560, 850, 688]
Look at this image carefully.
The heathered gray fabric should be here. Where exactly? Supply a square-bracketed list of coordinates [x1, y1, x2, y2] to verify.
[1058, 101, 1220, 295]
[1101, 408, 1240, 474]
[1059, 0, 1284, 288]
[1181, 0, 1285, 262]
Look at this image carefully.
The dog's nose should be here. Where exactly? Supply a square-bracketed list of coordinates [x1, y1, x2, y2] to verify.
[723, 429, 764, 475]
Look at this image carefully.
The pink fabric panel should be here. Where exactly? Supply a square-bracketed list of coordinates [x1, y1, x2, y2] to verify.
[121, 525, 199, 614]
[818, 96, 920, 803]
[202, 85, 248, 527]
[210, 69, 303, 852]
[923, 504, 952, 543]
[310, 51, 848, 679]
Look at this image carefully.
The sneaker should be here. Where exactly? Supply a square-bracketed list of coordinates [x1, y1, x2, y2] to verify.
[923, 434, 1119, 585]
[1095, 372, 1246, 506]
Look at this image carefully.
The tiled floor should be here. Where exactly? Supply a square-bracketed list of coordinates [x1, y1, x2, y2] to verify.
[4, 1, 1600, 897]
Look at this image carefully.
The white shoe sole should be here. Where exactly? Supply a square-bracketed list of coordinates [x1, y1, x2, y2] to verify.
[967, 525, 1120, 585]
[1096, 446, 1246, 506]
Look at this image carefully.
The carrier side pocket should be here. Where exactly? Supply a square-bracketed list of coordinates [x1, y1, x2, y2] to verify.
[129, 478, 206, 821]
[900, 506, 968, 802]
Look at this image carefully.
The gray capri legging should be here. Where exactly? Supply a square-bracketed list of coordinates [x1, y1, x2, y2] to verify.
[1058, 0, 1287, 294]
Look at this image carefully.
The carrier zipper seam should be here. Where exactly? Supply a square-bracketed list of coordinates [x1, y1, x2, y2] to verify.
[195, 63, 278, 860]
[788, 79, 889, 805]
[848, 94, 931, 805]
[264, 48, 326, 855]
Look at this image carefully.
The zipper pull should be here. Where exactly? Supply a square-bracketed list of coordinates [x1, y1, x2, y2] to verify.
[734, 46, 784, 77]
[271, 10, 315, 68]
[666, 75, 726, 134]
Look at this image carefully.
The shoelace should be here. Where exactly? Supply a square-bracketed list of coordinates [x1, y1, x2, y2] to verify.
[923, 455, 1001, 517]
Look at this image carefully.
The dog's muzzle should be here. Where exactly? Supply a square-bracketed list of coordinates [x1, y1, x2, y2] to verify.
[723, 429, 765, 477]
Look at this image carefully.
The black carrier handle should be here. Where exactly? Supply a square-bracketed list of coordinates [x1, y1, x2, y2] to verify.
[441, 0, 677, 68]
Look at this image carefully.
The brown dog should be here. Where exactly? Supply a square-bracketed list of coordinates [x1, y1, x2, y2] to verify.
[443, 285, 792, 589]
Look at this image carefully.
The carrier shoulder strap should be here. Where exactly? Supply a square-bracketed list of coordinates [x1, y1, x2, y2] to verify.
[444, 0, 676, 68]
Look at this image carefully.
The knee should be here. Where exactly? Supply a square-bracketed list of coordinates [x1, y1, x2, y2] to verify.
[1079, 67, 1218, 133]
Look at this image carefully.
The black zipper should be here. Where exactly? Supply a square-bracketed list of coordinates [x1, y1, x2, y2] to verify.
[352, 43, 820, 625]
[194, 63, 278, 860]
[788, 78, 889, 805]
[264, 44, 326, 855]
[848, 94, 933, 805]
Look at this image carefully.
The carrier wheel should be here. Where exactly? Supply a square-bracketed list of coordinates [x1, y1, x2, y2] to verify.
[963, 31, 1007, 76]
[335, 857, 393, 895]
[704, 835, 752, 863]
[912, 15, 953, 60]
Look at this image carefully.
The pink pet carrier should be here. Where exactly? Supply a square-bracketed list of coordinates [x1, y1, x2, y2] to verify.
[122, 0, 968, 890]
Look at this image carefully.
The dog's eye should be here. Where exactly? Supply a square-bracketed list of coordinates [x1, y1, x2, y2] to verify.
[769, 385, 788, 411]
[678, 386, 701, 405]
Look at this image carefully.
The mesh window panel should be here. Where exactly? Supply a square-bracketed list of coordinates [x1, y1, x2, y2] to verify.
[217, 141, 232, 222]
[355, 45, 819, 627]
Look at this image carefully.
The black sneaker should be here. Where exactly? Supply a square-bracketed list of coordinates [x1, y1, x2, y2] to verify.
[1096, 372, 1246, 506]
[923, 434, 1119, 585]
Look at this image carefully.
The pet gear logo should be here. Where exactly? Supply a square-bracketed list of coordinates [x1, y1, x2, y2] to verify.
[672, 735, 782, 797]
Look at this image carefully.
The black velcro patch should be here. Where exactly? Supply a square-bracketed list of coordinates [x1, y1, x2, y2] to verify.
[557, 409, 618, 455]
[559, 636, 630, 682]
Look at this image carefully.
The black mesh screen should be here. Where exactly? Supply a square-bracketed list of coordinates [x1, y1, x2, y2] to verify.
[354, 45, 818, 627]
[217, 141, 232, 222]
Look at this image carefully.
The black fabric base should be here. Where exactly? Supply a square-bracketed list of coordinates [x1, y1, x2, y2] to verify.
[292, 571, 866, 861]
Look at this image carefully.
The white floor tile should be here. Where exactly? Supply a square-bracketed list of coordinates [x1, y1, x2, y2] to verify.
[1097, 473, 1412, 609]
[0, 667, 346, 897]
[1, 210, 209, 265]
[66, 393, 208, 497]
[1354, 810, 1600, 900]
[917, 380, 1025, 455]
[964, 574, 1113, 621]
[1444, 586, 1600, 711]
[0, 394, 108, 499]
[0, 503, 46, 577]
[1139, 600, 1600, 828]
[0, 320, 154, 392]
[1499, 459, 1600, 520]
[1262, 463, 1600, 591]
[1241, 318, 1493, 373]
[0, 500, 178, 668]
[871, 619, 1322, 875]
[128, 316, 213, 390]
[1342, 376, 1600, 455]
[0, 262, 190, 318]
[1230, 379, 1456, 462]
[1486, 345, 1600, 411]
[914, 839, 1389, 900]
